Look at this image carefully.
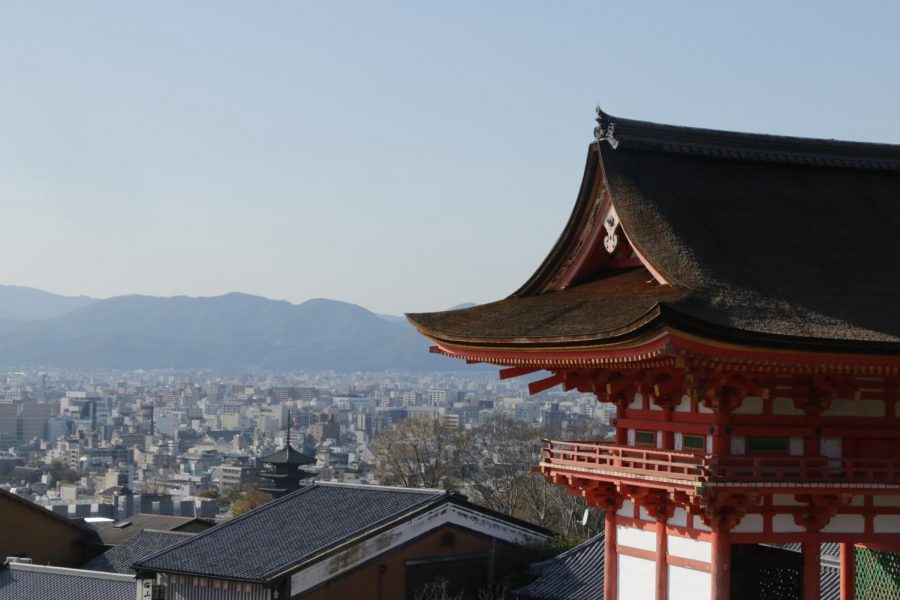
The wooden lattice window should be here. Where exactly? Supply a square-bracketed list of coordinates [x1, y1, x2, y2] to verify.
[747, 437, 788, 454]
[683, 434, 705, 451]
[635, 430, 656, 446]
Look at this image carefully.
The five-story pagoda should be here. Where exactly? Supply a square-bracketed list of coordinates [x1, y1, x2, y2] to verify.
[407, 108, 900, 600]
[258, 412, 316, 498]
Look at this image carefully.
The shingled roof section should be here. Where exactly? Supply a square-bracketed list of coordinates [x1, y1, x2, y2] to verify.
[514, 533, 604, 600]
[83, 530, 196, 574]
[98, 513, 214, 546]
[259, 444, 315, 465]
[0, 562, 135, 600]
[407, 110, 900, 353]
[134, 483, 447, 582]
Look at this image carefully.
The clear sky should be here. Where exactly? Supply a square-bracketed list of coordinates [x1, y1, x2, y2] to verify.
[1, 1, 898, 315]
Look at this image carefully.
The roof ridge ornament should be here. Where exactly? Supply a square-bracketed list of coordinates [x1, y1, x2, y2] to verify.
[594, 106, 619, 149]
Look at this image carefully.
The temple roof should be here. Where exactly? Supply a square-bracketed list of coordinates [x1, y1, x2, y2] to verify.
[408, 109, 900, 355]
[259, 444, 315, 466]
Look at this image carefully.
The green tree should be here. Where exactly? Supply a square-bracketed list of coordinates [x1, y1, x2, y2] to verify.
[229, 488, 272, 518]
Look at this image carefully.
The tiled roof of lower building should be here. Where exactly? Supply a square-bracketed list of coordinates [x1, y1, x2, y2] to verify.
[134, 483, 449, 582]
[0, 562, 135, 600]
[83, 530, 196, 574]
[514, 533, 604, 600]
[98, 514, 214, 546]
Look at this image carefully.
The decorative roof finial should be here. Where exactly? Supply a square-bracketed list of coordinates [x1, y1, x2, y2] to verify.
[286, 409, 292, 449]
[594, 106, 619, 149]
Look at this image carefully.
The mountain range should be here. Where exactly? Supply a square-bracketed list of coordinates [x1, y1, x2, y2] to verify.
[0, 286, 467, 371]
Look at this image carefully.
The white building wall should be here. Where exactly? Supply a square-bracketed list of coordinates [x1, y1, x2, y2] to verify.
[669, 565, 712, 600]
[618, 554, 656, 600]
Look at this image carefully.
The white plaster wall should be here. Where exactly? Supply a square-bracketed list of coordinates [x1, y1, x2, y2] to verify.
[629, 393, 643, 410]
[874, 496, 900, 507]
[628, 429, 635, 446]
[731, 514, 764, 533]
[730, 436, 745, 455]
[674, 394, 691, 413]
[657, 431, 663, 449]
[823, 399, 885, 417]
[821, 515, 864, 533]
[667, 535, 711, 562]
[874, 515, 900, 533]
[732, 396, 763, 415]
[618, 554, 656, 600]
[617, 524, 656, 552]
[821, 437, 842, 461]
[773, 494, 803, 506]
[669, 507, 687, 528]
[669, 565, 711, 600]
[698, 402, 713, 414]
[773, 397, 802, 415]
[674, 432, 683, 451]
[706, 435, 713, 454]
[639, 506, 654, 522]
[789, 437, 804, 456]
[618, 500, 635, 518]
[692, 516, 711, 532]
[773, 514, 805, 532]
[650, 397, 663, 411]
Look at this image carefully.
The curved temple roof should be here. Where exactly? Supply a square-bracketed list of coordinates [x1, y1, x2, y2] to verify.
[407, 109, 900, 356]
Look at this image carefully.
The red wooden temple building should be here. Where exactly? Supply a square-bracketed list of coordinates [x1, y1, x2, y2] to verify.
[407, 108, 900, 600]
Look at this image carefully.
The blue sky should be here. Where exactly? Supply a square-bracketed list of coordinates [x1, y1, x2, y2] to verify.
[1, 1, 898, 314]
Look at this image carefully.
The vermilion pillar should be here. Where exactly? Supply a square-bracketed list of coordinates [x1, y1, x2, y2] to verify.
[803, 541, 821, 600]
[711, 532, 731, 600]
[840, 543, 855, 600]
[656, 519, 668, 600]
[605, 510, 617, 600]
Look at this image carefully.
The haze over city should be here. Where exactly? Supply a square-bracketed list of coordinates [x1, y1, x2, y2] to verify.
[2, 1, 899, 315]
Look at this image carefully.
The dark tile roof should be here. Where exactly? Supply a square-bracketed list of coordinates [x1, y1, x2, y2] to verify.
[408, 110, 900, 352]
[514, 533, 604, 600]
[83, 530, 196, 574]
[260, 444, 315, 465]
[0, 563, 135, 600]
[99, 514, 214, 546]
[409, 269, 685, 343]
[134, 483, 448, 582]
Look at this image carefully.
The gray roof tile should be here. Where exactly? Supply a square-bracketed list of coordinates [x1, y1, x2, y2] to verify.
[84, 530, 196, 574]
[514, 533, 604, 600]
[135, 483, 446, 582]
[0, 563, 135, 600]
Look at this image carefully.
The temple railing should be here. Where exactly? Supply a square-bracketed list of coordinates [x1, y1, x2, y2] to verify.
[540, 439, 900, 486]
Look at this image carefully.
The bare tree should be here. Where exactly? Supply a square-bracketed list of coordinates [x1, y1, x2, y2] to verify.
[374, 417, 462, 488]
[456, 416, 539, 516]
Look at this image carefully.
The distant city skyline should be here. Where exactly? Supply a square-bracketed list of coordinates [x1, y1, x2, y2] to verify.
[2, 1, 899, 314]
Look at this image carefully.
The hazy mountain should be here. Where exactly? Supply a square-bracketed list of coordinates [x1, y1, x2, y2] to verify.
[376, 313, 407, 324]
[0, 292, 460, 371]
[447, 302, 477, 310]
[0, 285, 96, 321]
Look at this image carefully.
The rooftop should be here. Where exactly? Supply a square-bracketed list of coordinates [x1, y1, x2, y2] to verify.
[408, 109, 900, 358]
[514, 533, 604, 600]
[0, 562, 135, 600]
[134, 483, 450, 582]
[83, 530, 196, 574]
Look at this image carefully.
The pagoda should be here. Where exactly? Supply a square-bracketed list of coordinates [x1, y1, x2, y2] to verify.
[407, 108, 900, 600]
[258, 412, 316, 498]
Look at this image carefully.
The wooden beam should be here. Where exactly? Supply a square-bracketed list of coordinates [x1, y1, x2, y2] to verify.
[529, 373, 565, 395]
[498, 366, 541, 380]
